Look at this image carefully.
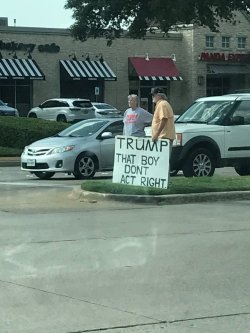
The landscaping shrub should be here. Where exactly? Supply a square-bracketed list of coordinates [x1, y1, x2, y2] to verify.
[0, 117, 69, 149]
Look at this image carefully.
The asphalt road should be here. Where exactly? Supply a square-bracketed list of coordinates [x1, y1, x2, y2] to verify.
[1, 166, 250, 332]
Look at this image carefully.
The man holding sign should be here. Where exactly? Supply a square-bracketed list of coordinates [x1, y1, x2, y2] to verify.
[151, 87, 176, 146]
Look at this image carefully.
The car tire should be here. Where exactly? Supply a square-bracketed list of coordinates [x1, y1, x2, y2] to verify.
[28, 113, 37, 118]
[73, 153, 96, 179]
[182, 148, 215, 177]
[234, 164, 250, 176]
[32, 171, 55, 180]
[57, 115, 67, 122]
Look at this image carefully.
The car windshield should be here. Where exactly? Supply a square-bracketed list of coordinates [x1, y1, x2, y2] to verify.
[0, 100, 5, 106]
[95, 104, 116, 110]
[57, 119, 109, 137]
[176, 100, 234, 124]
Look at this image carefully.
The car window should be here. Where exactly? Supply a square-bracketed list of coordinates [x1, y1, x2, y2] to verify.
[73, 101, 92, 108]
[177, 100, 234, 124]
[58, 119, 109, 137]
[57, 101, 69, 107]
[232, 100, 250, 125]
[41, 100, 58, 108]
[104, 121, 123, 136]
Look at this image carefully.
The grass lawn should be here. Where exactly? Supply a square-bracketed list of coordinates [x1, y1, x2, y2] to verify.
[81, 176, 250, 195]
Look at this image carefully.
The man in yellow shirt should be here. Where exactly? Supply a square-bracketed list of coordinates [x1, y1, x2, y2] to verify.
[151, 87, 176, 143]
[151, 87, 176, 183]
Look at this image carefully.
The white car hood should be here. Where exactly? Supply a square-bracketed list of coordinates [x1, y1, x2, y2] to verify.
[175, 123, 223, 133]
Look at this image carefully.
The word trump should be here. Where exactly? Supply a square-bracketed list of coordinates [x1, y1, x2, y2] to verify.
[112, 136, 170, 189]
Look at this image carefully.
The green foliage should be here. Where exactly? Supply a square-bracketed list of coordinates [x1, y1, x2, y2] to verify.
[81, 176, 250, 195]
[65, 0, 248, 43]
[0, 117, 69, 150]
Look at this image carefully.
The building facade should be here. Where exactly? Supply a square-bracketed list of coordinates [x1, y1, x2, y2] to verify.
[0, 11, 249, 116]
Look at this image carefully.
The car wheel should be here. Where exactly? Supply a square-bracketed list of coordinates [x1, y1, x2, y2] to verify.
[73, 153, 96, 179]
[234, 164, 250, 176]
[32, 172, 55, 180]
[182, 148, 215, 177]
[28, 113, 37, 118]
[57, 115, 67, 122]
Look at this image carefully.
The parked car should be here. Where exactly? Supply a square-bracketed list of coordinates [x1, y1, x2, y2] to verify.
[0, 100, 19, 117]
[168, 94, 250, 177]
[27, 98, 95, 123]
[21, 118, 124, 179]
[92, 102, 122, 118]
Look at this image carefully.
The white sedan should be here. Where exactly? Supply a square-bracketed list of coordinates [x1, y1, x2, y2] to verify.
[92, 102, 122, 118]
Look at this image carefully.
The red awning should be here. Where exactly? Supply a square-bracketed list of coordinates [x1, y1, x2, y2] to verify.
[129, 57, 183, 81]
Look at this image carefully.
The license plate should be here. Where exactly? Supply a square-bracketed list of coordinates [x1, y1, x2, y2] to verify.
[27, 159, 36, 166]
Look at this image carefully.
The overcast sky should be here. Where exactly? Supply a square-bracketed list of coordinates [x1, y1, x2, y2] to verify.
[1, 0, 74, 29]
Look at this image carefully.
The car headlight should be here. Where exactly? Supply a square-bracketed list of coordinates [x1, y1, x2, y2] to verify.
[48, 145, 75, 155]
[22, 146, 29, 154]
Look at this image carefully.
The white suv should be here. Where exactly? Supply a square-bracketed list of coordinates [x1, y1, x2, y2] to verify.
[172, 94, 250, 177]
[27, 98, 95, 123]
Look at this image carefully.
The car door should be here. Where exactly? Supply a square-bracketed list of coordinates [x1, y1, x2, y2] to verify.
[37, 100, 58, 120]
[99, 121, 124, 169]
[224, 100, 250, 158]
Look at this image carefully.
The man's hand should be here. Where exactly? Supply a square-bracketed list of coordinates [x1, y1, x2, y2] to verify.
[152, 134, 159, 142]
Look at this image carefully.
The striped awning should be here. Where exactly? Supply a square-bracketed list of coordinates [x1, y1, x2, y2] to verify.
[60, 59, 117, 81]
[129, 57, 183, 81]
[0, 58, 45, 80]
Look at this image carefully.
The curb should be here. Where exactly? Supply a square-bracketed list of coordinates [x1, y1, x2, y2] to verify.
[80, 190, 250, 205]
[0, 158, 20, 167]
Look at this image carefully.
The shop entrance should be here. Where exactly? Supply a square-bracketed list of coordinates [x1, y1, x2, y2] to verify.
[60, 79, 104, 102]
[0, 80, 31, 116]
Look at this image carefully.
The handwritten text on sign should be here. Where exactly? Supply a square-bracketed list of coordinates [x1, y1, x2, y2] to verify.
[112, 136, 169, 189]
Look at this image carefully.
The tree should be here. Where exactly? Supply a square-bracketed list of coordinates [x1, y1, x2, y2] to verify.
[65, 0, 249, 44]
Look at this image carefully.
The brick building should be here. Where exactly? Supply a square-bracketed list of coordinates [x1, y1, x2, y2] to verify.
[0, 11, 249, 116]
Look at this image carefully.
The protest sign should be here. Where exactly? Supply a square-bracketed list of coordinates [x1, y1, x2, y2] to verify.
[112, 136, 170, 189]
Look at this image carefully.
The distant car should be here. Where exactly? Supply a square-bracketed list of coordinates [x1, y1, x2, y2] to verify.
[92, 102, 122, 118]
[27, 98, 95, 123]
[0, 100, 19, 117]
[21, 118, 124, 180]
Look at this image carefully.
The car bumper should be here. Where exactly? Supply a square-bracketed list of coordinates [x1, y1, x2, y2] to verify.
[21, 152, 76, 173]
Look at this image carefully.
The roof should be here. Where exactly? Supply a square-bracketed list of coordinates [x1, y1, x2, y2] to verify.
[129, 56, 183, 81]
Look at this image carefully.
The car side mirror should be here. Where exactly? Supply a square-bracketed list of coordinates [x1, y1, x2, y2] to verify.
[38, 104, 43, 108]
[231, 116, 244, 125]
[101, 132, 113, 139]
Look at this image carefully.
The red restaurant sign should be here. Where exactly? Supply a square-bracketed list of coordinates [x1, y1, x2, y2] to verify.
[199, 52, 250, 63]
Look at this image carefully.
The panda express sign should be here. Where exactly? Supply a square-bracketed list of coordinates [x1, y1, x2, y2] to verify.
[199, 52, 250, 63]
[112, 136, 170, 189]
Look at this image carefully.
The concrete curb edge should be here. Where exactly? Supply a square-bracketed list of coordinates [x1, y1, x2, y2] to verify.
[80, 190, 250, 205]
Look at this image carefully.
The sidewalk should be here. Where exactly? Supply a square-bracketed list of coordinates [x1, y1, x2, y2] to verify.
[0, 156, 20, 167]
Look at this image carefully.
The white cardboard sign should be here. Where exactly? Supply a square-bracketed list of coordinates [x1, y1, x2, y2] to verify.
[112, 136, 170, 189]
